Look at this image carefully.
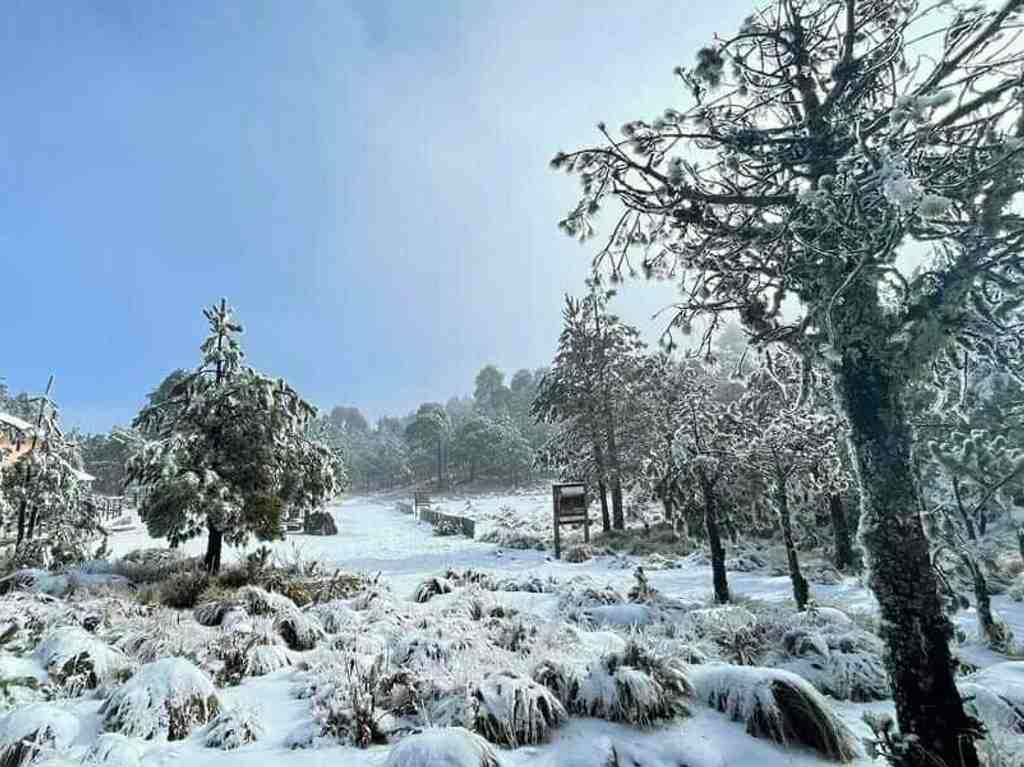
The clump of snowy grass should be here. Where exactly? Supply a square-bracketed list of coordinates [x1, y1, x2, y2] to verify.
[383, 727, 501, 767]
[691, 664, 859, 761]
[202, 706, 264, 750]
[33, 627, 132, 696]
[100, 657, 220, 740]
[469, 670, 566, 746]
[275, 608, 324, 651]
[413, 577, 453, 604]
[235, 586, 297, 617]
[572, 643, 693, 726]
[0, 703, 80, 767]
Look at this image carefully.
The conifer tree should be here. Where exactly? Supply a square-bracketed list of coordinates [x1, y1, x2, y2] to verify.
[128, 299, 341, 573]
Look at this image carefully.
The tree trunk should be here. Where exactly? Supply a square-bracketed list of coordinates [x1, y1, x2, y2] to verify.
[700, 472, 729, 604]
[597, 481, 611, 533]
[775, 478, 809, 611]
[610, 478, 625, 531]
[829, 492, 855, 572]
[26, 505, 39, 541]
[437, 440, 443, 490]
[204, 522, 224, 575]
[15, 499, 26, 546]
[967, 557, 1006, 650]
[837, 358, 979, 767]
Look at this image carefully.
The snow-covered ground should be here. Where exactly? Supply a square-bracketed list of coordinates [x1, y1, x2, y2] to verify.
[4, 495, 1021, 767]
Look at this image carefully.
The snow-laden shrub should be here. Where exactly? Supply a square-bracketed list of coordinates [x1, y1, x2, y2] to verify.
[106, 611, 213, 664]
[202, 706, 265, 749]
[114, 549, 188, 584]
[157, 570, 210, 610]
[33, 627, 132, 696]
[308, 600, 360, 634]
[214, 618, 291, 685]
[777, 627, 889, 702]
[82, 733, 144, 767]
[580, 604, 655, 628]
[275, 609, 323, 651]
[292, 653, 390, 749]
[192, 588, 244, 627]
[963, 662, 1024, 734]
[493, 576, 555, 594]
[0, 654, 47, 713]
[413, 577, 453, 604]
[573, 644, 692, 726]
[0, 703, 80, 767]
[469, 671, 565, 747]
[236, 586, 297, 617]
[563, 545, 594, 563]
[691, 664, 859, 762]
[960, 683, 1024, 734]
[100, 657, 220, 740]
[683, 605, 758, 636]
[384, 727, 501, 767]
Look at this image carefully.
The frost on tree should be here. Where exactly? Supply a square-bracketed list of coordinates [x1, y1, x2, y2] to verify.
[552, 0, 1024, 763]
[128, 299, 342, 574]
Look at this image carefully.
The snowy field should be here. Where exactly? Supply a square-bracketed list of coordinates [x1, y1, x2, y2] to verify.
[1, 495, 1021, 767]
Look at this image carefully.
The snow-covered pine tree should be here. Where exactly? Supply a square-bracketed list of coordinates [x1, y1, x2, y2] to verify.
[533, 283, 645, 530]
[552, 2, 1024, 762]
[405, 403, 452, 490]
[128, 299, 341, 573]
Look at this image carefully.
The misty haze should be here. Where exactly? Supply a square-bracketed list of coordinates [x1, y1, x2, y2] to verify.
[1, 2, 1023, 767]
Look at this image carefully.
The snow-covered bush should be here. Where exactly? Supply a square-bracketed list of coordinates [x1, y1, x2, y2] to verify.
[202, 706, 264, 749]
[962, 662, 1024, 734]
[236, 586, 297, 617]
[113, 548, 188, 584]
[296, 653, 390, 749]
[310, 600, 360, 634]
[383, 727, 501, 767]
[100, 657, 220, 740]
[469, 671, 566, 747]
[275, 609, 323, 651]
[776, 626, 889, 702]
[563, 545, 594, 563]
[691, 664, 859, 761]
[82, 733, 144, 767]
[572, 644, 692, 726]
[214, 618, 291, 685]
[0, 703, 80, 767]
[106, 611, 214, 664]
[157, 570, 210, 610]
[33, 627, 132, 696]
[413, 577, 453, 604]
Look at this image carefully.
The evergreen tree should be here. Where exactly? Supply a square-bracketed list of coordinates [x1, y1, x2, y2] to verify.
[128, 299, 341, 573]
[405, 402, 451, 489]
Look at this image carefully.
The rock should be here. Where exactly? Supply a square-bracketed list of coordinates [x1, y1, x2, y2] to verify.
[304, 511, 338, 536]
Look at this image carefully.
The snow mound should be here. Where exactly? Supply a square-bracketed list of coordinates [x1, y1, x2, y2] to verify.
[963, 662, 1024, 733]
[0, 703, 80, 766]
[682, 605, 758, 635]
[536, 730, 725, 767]
[691, 664, 859, 761]
[236, 586, 297, 617]
[776, 626, 889, 701]
[100, 657, 220, 740]
[581, 604, 654, 627]
[83, 733, 145, 766]
[470, 671, 566, 746]
[310, 600, 360, 634]
[384, 727, 501, 767]
[34, 627, 132, 695]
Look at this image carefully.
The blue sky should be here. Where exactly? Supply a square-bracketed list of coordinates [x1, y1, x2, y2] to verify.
[1, 1, 749, 431]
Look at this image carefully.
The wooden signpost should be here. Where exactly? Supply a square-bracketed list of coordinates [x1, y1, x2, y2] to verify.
[413, 493, 432, 515]
[552, 482, 590, 559]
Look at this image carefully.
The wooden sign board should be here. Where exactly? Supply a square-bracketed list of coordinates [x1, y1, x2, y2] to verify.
[413, 493, 432, 514]
[552, 482, 590, 559]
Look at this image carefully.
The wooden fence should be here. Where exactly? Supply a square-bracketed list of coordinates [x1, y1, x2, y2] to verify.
[395, 501, 414, 515]
[86, 495, 126, 521]
[416, 507, 476, 539]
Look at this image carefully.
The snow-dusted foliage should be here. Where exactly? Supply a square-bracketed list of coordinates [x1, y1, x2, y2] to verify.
[413, 577, 453, 604]
[100, 657, 220, 740]
[962, 663, 1024, 733]
[572, 644, 692, 727]
[0, 703, 80, 767]
[691, 665, 858, 761]
[33, 627, 132, 696]
[202, 706, 265, 750]
[82, 734, 144, 767]
[106, 610, 215, 664]
[275, 609, 323, 651]
[383, 727, 501, 767]
[235, 586, 298, 617]
[469, 671, 566, 747]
